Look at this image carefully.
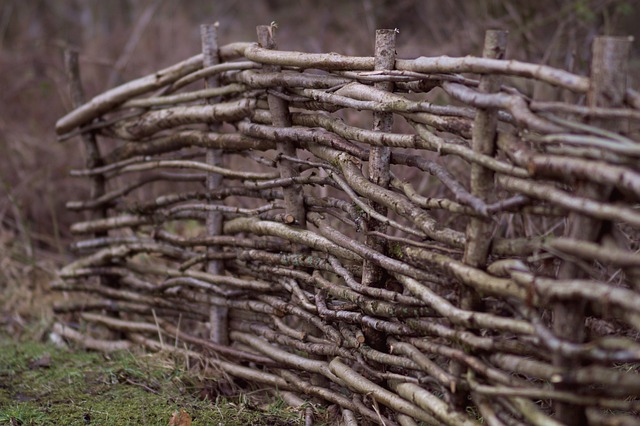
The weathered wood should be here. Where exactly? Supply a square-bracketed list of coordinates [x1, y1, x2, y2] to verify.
[64, 50, 106, 221]
[256, 24, 306, 228]
[201, 22, 228, 346]
[56, 43, 251, 135]
[463, 30, 508, 269]
[361, 28, 397, 351]
[453, 29, 508, 409]
[552, 36, 631, 425]
[55, 24, 640, 424]
[362, 29, 397, 287]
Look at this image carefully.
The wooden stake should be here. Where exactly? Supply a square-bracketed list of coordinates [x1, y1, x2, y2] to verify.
[362, 29, 396, 288]
[553, 35, 631, 425]
[64, 50, 106, 222]
[256, 24, 306, 228]
[201, 22, 228, 345]
[256, 24, 323, 387]
[361, 29, 397, 352]
[452, 29, 507, 409]
[463, 29, 508, 272]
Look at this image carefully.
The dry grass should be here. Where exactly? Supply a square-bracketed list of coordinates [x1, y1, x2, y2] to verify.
[0, 230, 59, 340]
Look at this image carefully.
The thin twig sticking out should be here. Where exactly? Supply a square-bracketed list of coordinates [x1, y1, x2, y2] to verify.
[553, 36, 631, 426]
[106, 0, 163, 89]
[201, 22, 228, 345]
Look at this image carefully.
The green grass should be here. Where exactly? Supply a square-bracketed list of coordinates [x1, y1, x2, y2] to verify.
[0, 339, 302, 425]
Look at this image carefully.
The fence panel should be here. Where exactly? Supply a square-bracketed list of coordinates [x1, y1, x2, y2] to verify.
[54, 25, 640, 425]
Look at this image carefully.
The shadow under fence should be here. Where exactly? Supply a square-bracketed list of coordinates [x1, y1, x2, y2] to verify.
[53, 23, 640, 425]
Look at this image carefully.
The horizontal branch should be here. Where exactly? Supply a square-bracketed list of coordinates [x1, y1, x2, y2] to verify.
[56, 42, 252, 134]
[106, 131, 274, 163]
[110, 99, 255, 139]
[122, 83, 247, 108]
[396, 274, 533, 335]
[498, 175, 640, 227]
[223, 217, 360, 261]
[398, 56, 589, 93]
[244, 43, 375, 70]
[329, 358, 440, 425]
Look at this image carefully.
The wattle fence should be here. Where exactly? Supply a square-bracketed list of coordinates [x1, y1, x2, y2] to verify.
[53, 24, 640, 425]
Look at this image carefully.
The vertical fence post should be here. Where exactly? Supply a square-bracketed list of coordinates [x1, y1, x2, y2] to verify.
[256, 24, 306, 228]
[462, 29, 507, 273]
[553, 35, 630, 425]
[361, 29, 397, 351]
[201, 23, 228, 345]
[461, 29, 508, 310]
[64, 50, 107, 223]
[452, 28, 508, 408]
[64, 49, 120, 309]
[256, 24, 323, 390]
[363, 29, 396, 286]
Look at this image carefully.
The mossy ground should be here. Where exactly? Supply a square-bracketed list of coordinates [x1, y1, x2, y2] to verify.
[0, 339, 302, 425]
[0, 235, 306, 426]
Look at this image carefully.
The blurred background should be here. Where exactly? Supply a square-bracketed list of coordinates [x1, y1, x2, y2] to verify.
[0, 0, 638, 337]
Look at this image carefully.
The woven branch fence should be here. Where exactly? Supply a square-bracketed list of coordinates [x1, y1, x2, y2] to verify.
[53, 24, 640, 425]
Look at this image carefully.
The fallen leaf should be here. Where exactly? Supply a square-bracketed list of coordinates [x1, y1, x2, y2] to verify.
[29, 352, 52, 369]
[169, 409, 192, 426]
